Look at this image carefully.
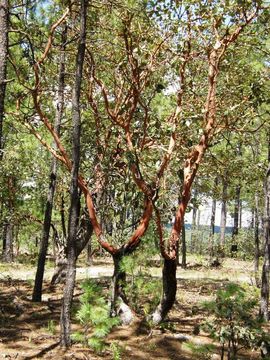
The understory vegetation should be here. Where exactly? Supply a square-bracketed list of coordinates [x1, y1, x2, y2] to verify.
[0, 0, 270, 359]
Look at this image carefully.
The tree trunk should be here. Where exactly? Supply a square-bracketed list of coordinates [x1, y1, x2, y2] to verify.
[0, 0, 8, 161]
[2, 176, 15, 263]
[190, 189, 198, 253]
[51, 211, 93, 284]
[181, 223, 186, 268]
[87, 239, 93, 265]
[239, 200, 242, 229]
[60, 0, 87, 347]
[3, 220, 13, 262]
[151, 258, 177, 324]
[254, 192, 260, 287]
[209, 181, 217, 261]
[110, 253, 134, 325]
[32, 24, 67, 302]
[260, 136, 270, 320]
[232, 185, 241, 252]
[220, 177, 228, 248]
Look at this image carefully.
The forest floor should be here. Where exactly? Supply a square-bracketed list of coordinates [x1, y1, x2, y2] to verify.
[0, 256, 266, 360]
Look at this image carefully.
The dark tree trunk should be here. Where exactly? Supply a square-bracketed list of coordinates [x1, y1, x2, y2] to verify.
[260, 136, 270, 320]
[32, 24, 67, 302]
[151, 258, 177, 324]
[239, 200, 242, 229]
[2, 221, 6, 256]
[51, 210, 93, 284]
[2, 177, 15, 263]
[254, 193, 260, 287]
[0, 0, 10, 260]
[61, 195, 67, 240]
[232, 185, 241, 239]
[60, 0, 87, 347]
[87, 239, 93, 265]
[220, 177, 228, 248]
[209, 180, 217, 260]
[0, 0, 8, 161]
[3, 221, 13, 262]
[181, 223, 186, 268]
[110, 253, 133, 323]
[190, 189, 198, 253]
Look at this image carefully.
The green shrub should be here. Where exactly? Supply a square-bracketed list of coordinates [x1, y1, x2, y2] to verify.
[202, 283, 267, 360]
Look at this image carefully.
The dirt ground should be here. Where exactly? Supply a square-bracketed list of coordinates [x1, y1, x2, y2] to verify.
[0, 257, 264, 359]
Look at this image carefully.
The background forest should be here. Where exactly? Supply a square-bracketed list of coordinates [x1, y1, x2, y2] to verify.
[0, 0, 270, 359]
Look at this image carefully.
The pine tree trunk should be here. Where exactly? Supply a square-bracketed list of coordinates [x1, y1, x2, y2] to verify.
[232, 185, 241, 259]
[260, 136, 270, 320]
[190, 189, 198, 253]
[220, 177, 227, 249]
[3, 221, 13, 262]
[232, 185, 241, 238]
[51, 212, 93, 284]
[209, 184, 217, 261]
[0, 0, 8, 161]
[0, 1, 9, 260]
[3, 177, 15, 263]
[60, 0, 87, 347]
[254, 192, 260, 287]
[32, 24, 67, 302]
[151, 258, 177, 324]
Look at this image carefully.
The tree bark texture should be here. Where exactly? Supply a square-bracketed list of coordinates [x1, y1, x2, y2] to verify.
[51, 211, 93, 284]
[232, 185, 241, 238]
[32, 24, 67, 302]
[60, 0, 87, 347]
[209, 181, 217, 260]
[110, 253, 134, 324]
[254, 192, 260, 286]
[151, 259, 177, 324]
[2, 176, 15, 262]
[3, 221, 13, 262]
[220, 177, 228, 248]
[181, 223, 186, 268]
[260, 137, 270, 320]
[190, 195, 197, 253]
[0, 0, 8, 160]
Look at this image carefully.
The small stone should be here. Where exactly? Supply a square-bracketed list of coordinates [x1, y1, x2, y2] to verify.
[173, 334, 190, 341]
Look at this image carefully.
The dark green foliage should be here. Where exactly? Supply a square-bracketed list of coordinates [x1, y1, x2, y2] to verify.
[72, 280, 120, 353]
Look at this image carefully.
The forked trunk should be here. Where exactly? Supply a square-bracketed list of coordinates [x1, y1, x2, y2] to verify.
[151, 258, 177, 324]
